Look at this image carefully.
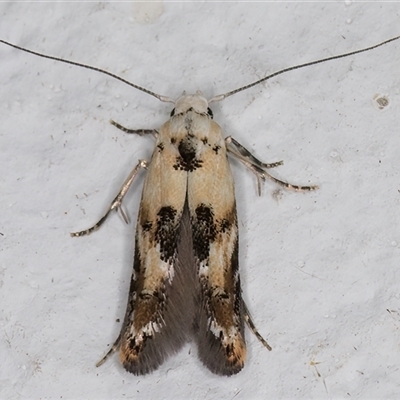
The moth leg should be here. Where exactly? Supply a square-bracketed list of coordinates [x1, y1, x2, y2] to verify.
[225, 136, 318, 195]
[226, 136, 284, 169]
[96, 332, 122, 368]
[110, 119, 158, 137]
[242, 301, 272, 351]
[70, 159, 148, 237]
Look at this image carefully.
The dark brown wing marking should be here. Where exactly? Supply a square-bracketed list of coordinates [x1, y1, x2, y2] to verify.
[119, 203, 196, 374]
[191, 203, 246, 375]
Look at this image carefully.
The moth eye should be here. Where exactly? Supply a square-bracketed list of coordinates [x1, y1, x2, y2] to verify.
[170, 108, 175, 117]
[207, 107, 213, 119]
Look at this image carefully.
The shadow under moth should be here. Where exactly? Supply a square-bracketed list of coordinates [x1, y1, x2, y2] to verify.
[1, 34, 399, 375]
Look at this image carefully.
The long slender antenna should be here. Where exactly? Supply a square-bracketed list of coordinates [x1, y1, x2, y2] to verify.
[0, 39, 174, 104]
[209, 35, 400, 103]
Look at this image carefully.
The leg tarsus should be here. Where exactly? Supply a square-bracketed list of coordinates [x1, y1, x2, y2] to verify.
[242, 301, 272, 351]
[96, 332, 122, 368]
[70, 211, 111, 237]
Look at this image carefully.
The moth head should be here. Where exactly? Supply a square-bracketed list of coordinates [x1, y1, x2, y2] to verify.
[171, 91, 213, 118]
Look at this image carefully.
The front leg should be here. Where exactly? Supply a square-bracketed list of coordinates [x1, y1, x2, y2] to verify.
[110, 119, 158, 137]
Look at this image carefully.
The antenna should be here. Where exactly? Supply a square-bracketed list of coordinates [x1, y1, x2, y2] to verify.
[0, 39, 175, 104]
[209, 35, 400, 103]
[2, 36, 399, 105]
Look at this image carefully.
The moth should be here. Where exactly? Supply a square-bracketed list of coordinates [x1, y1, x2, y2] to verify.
[1, 35, 399, 376]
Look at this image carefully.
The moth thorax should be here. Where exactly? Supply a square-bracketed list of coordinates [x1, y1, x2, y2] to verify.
[174, 92, 208, 114]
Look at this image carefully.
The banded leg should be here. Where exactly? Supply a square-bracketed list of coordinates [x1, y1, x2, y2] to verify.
[227, 136, 284, 169]
[110, 119, 158, 136]
[225, 136, 318, 195]
[96, 332, 122, 368]
[71, 160, 148, 237]
[242, 301, 272, 351]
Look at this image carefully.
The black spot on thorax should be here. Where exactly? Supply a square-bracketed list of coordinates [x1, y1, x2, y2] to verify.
[174, 135, 203, 172]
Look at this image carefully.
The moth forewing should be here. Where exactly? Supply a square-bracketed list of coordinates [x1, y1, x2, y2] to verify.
[118, 107, 191, 374]
[185, 106, 246, 375]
